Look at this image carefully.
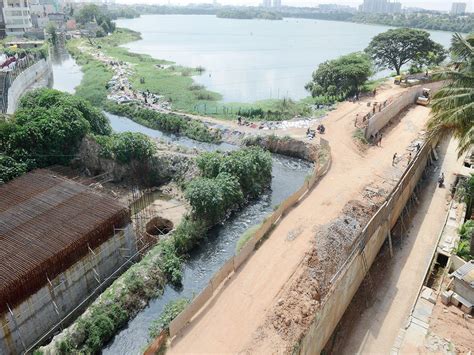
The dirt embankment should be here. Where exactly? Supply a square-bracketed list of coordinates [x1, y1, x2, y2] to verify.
[76, 136, 198, 186]
[242, 134, 321, 162]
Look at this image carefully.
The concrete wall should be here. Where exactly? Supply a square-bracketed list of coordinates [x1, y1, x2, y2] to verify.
[6, 58, 52, 114]
[365, 82, 444, 139]
[0, 225, 136, 355]
[297, 139, 437, 354]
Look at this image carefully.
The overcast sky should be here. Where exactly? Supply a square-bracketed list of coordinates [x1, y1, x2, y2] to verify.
[115, 0, 473, 12]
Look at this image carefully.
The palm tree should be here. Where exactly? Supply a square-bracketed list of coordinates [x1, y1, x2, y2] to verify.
[428, 33, 474, 156]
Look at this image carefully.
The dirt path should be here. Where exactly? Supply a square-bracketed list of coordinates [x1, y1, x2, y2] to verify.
[168, 86, 431, 353]
[330, 136, 461, 354]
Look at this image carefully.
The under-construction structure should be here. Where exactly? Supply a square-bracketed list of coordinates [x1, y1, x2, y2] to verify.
[0, 169, 137, 354]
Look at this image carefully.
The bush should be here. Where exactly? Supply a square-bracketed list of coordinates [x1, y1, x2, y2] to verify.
[95, 132, 157, 164]
[0, 155, 28, 183]
[185, 173, 243, 224]
[149, 298, 189, 338]
[160, 239, 184, 286]
[172, 217, 207, 255]
[19, 88, 111, 135]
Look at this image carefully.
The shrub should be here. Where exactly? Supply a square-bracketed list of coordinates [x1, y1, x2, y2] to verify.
[149, 298, 189, 338]
[95, 132, 157, 163]
[185, 173, 243, 224]
[0, 155, 28, 183]
[172, 217, 207, 255]
[160, 240, 184, 286]
[19, 88, 111, 135]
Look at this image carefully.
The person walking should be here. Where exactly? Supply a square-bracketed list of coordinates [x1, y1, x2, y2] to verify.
[392, 153, 397, 166]
[378, 134, 383, 147]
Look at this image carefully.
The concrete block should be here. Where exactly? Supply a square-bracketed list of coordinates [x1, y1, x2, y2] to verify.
[460, 304, 472, 314]
[441, 290, 453, 305]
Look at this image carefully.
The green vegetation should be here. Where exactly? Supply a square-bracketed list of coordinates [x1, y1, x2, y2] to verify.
[353, 128, 369, 145]
[149, 298, 189, 338]
[457, 220, 474, 261]
[132, 5, 473, 33]
[94, 132, 157, 163]
[217, 9, 282, 20]
[0, 89, 158, 183]
[428, 33, 474, 155]
[365, 28, 447, 75]
[74, 4, 116, 36]
[105, 102, 221, 143]
[236, 224, 261, 252]
[66, 39, 113, 107]
[305, 52, 373, 100]
[160, 147, 272, 285]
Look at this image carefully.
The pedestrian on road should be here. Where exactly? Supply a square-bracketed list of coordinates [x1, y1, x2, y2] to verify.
[407, 152, 412, 164]
[373, 88, 377, 97]
[392, 153, 397, 166]
[378, 134, 383, 146]
[416, 143, 421, 152]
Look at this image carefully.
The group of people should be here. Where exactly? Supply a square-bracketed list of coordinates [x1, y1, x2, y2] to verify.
[306, 124, 325, 139]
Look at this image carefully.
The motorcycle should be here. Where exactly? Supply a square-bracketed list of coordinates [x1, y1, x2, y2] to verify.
[438, 173, 444, 188]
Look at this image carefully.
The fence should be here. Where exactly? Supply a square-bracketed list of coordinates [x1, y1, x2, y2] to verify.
[297, 137, 439, 354]
[143, 142, 331, 350]
[364, 81, 444, 140]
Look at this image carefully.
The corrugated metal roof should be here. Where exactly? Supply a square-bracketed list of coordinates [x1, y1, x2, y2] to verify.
[0, 169, 130, 313]
[453, 260, 474, 287]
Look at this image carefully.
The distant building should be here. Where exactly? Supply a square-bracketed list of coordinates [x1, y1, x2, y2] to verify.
[318, 4, 357, 13]
[451, 2, 467, 15]
[272, 0, 281, 8]
[359, 0, 402, 14]
[262, 0, 271, 8]
[3, 0, 33, 36]
[0, 0, 6, 38]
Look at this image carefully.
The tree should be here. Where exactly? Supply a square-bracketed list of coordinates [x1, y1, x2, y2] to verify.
[428, 33, 474, 155]
[46, 22, 58, 44]
[365, 28, 445, 75]
[305, 52, 373, 99]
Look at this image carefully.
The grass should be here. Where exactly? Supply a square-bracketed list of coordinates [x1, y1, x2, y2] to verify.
[68, 28, 327, 121]
[353, 128, 369, 145]
[236, 224, 261, 253]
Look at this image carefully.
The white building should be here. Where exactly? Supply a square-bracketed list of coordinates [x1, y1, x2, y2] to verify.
[359, 0, 402, 14]
[262, 0, 271, 8]
[3, 0, 32, 36]
[451, 2, 467, 15]
[272, 0, 281, 8]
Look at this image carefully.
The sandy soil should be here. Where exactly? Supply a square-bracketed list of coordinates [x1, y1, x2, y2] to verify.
[167, 85, 432, 354]
[328, 136, 462, 354]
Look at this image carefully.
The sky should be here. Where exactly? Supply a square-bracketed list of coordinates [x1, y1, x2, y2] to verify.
[115, 0, 474, 12]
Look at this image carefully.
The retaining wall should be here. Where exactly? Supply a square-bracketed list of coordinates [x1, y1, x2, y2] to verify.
[149, 141, 331, 346]
[6, 58, 52, 114]
[297, 138, 438, 354]
[365, 81, 444, 139]
[0, 225, 136, 355]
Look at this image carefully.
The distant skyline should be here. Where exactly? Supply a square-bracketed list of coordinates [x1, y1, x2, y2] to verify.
[115, 0, 473, 13]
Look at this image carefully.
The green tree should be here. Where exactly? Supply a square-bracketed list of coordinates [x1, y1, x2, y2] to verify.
[46, 22, 58, 44]
[19, 88, 112, 135]
[305, 52, 373, 99]
[365, 28, 445, 75]
[428, 33, 474, 155]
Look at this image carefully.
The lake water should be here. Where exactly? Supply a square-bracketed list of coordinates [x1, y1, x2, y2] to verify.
[115, 15, 453, 103]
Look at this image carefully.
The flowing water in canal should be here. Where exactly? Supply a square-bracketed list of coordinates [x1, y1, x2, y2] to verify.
[51, 52, 312, 354]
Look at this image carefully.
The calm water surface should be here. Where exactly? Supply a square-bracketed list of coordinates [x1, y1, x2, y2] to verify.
[115, 15, 453, 102]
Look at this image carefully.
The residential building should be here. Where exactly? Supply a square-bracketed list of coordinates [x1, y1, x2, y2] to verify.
[359, 0, 402, 14]
[451, 2, 467, 15]
[3, 0, 32, 36]
[0, 1, 6, 38]
[272, 0, 281, 8]
[262, 0, 271, 8]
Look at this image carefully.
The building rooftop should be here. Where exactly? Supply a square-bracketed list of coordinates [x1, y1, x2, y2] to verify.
[0, 169, 130, 312]
[453, 260, 474, 287]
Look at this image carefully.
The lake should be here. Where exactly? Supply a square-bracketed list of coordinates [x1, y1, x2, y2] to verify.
[115, 15, 453, 103]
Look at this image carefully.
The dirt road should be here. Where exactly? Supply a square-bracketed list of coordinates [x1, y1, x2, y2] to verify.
[168, 87, 430, 353]
[330, 136, 461, 354]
